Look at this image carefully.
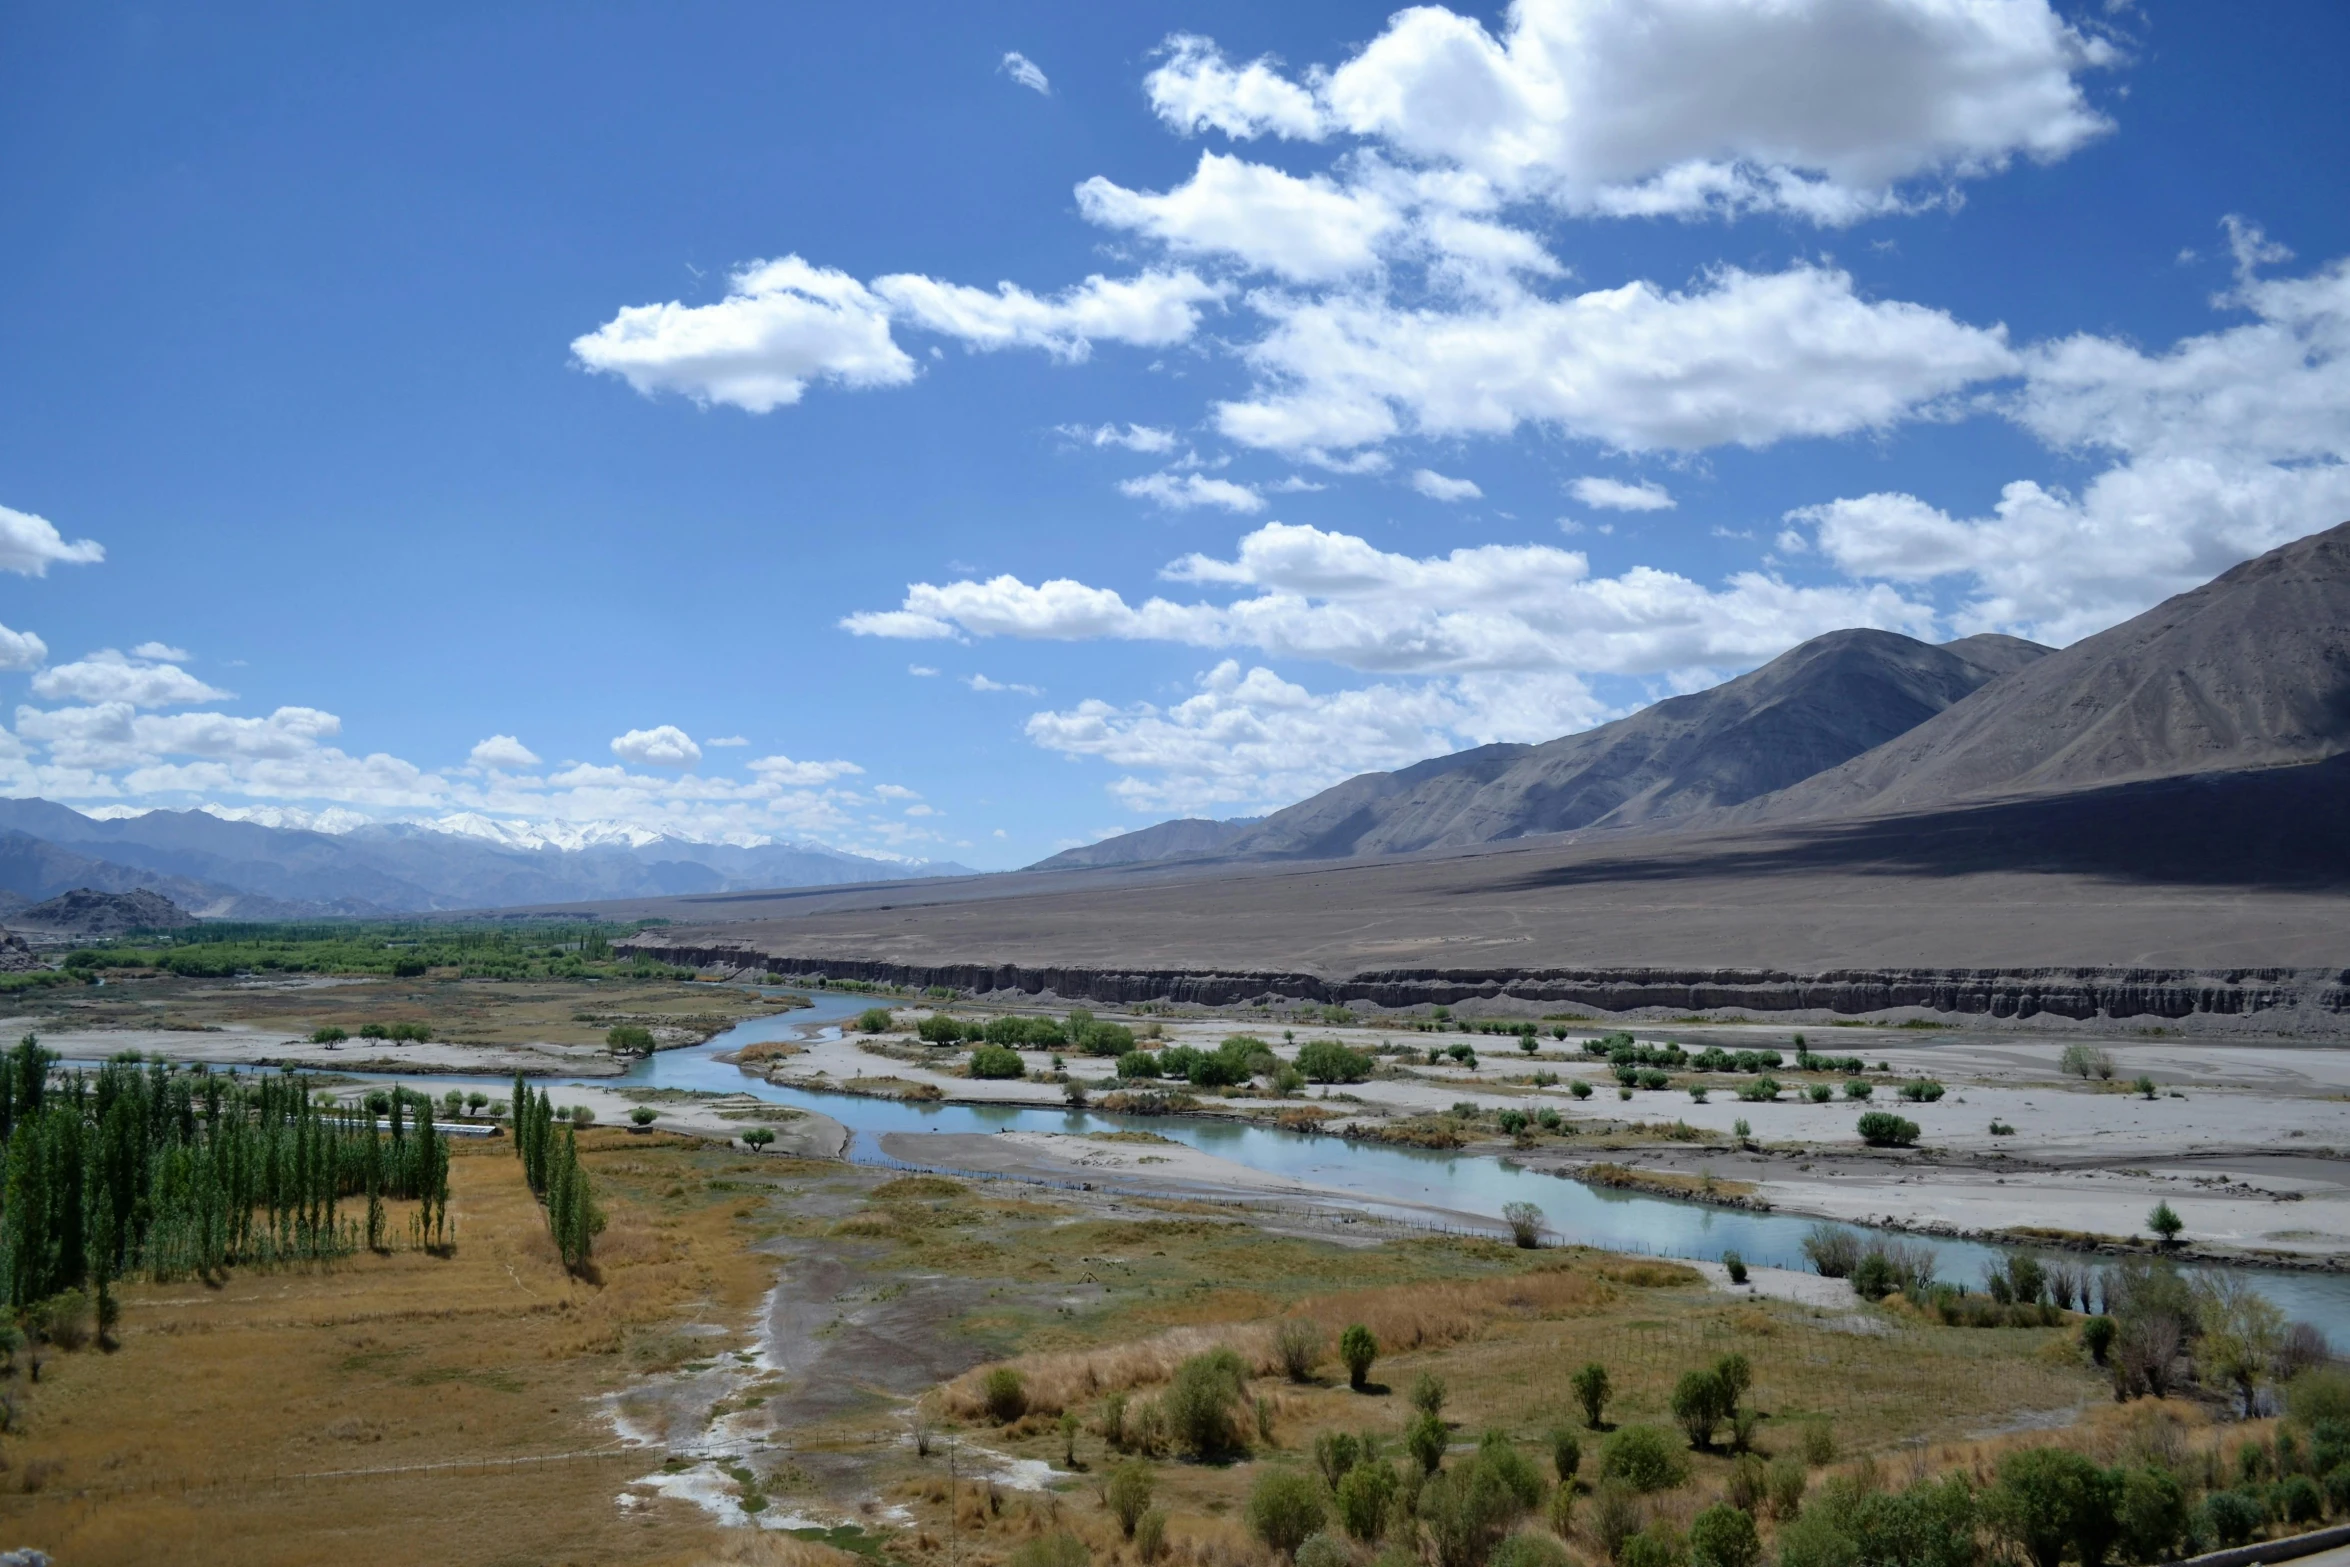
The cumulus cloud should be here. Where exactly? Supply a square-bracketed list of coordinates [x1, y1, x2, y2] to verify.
[845, 520, 1935, 676]
[0, 625, 46, 673]
[1118, 471, 1265, 513]
[1572, 476, 1675, 512]
[1027, 659, 1606, 815]
[0, 505, 105, 577]
[131, 641, 192, 662]
[1410, 468, 1482, 502]
[873, 269, 1221, 362]
[32, 650, 231, 708]
[966, 673, 1043, 695]
[1216, 263, 2017, 456]
[705, 735, 748, 747]
[1000, 51, 1050, 95]
[610, 725, 702, 768]
[1079, 153, 1400, 284]
[745, 753, 864, 785]
[1062, 422, 1178, 452]
[469, 734, 541, 770]
[1149, 1, 2113, 222]
[1782, 231, 2350, 642]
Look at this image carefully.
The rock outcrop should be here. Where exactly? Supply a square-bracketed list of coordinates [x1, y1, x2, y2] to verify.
[15, 887, 195, 938]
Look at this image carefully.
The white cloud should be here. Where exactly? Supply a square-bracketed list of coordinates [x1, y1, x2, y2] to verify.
[1027, 659, 1606, 815]
[1785, 233, 2350, 642]
[873, 270, 1220, 362]
[1146, 34, 1329, 142]
[873, 783, 922, 801]
[131, 641, 192, 662]
[1571, 476, 1676, 512]
[1152, 1, 2113, 223]
[1118, 471, 1266, 513]
[746, 753, 864, 785]
[572, 256, 916, 413]
[0, 625, 45, 673]
[1062, 422, 1179, 453]
[846, 519, 1934, 676]
[1000, 51, 1050, 95]
[1216, 263, 2017, 456]
[0, 505, 105, 577]
[610, 725, 702, 768]
[903, 803, 938, 818]
[705, 734, 748, 746]
[1410, 468, 1482, 502]
[31, 650, 231, 708]
[966, 673, 1043, 695]
[469, 734, 541, 770]
[907, 664, 940, 677]
[1078, 153, 1400, 284]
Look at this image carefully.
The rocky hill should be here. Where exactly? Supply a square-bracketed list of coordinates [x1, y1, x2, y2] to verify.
[16, 888, 195, 939]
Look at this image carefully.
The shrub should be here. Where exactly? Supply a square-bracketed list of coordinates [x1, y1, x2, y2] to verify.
[1165, 1347, 1250, 1460]
[1420, 1452, 1536, 1567]
[1114, 1050, 1160, 1079]
[1800, 1420, 1838, 1468]
[1298, 1039, 1374, 1083]
[1599, 1425, 1689, 1493]
[1107, 1461, 1154, 1537]
[967, 1044, 1026, 1079]
[1689, 1503, 1761, 1567]
[1135, 1509, 1167, 1563]
[1901, 1080, 1945, 1102]
[1337, 1458, 1399, 1540]
[1571, 1081, 1594, 1100]
[1843, 1079, 1871, 1100]
[1550, 1429, 1581, 1484]
[1340, 1324, 1378, 1388]
[855, 1006, 895, 1033]
[1412, 1372, 1448, 1418]
[310, 1026, 347, 1044]
[917, 1014, 973, 1044]
[2060, 1043, 2116, 1080]
[1573, 1362, 1613, 1429]
[2278, 1473, 2324, 1525]
[1503, 1201, 1545, 1249]
[2291, 1369, 2350, 1428]
[1408, 1412, 1449, 1474]
[1725, 1454, 1768, 1514]
[1851, 1251, 1897, 1301]
[982, 1367, 1028, 1423]
[1670, 1370, 1733, 1450]
[606, 1025, 657, 1056]
[1986, 1447, 2120, 1567]
[1802, 1224, 1861, 1278]
[1477, 1431, 1548, 1511]
[1620, 1524, 1689, 1567]
[741, 1127, 774, 1151]
[2200, 1490, 2262, 1549]
[1807, 1083, 1831, 1103]
[1247, 1468, 1328, 1559]
[1275, 1319, 1324, 1382]
[1857, 1112, 1919, 1147]
[1296, 1537, 1351, 1567]
[1008, 1534, 1089, 1567]
[628, 1105, 658, 1128]
[2146, 1201, 2183, 1244]
[1722, 1251, 1748, 1285]
[1767, 1456, 1809, 1519]
[1492, 1533, 1574, 1567]
[1589, 1482, 1643, 1564]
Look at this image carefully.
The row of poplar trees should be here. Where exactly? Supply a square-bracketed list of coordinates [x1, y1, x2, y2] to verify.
[0, 1035, 453, 1316]
[510, 1075, 600, 1273]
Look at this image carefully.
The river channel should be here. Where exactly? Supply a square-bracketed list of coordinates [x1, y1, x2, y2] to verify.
[336, 987, 2350, 1341]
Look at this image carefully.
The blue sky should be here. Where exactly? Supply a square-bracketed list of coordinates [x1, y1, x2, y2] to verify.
[1, 1, 2345, 868]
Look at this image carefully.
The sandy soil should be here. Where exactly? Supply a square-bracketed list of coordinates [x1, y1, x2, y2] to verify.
[21, 1021, 630, 1077]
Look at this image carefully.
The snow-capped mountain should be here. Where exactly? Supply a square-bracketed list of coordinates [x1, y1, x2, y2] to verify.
[0, 798, 975, 916]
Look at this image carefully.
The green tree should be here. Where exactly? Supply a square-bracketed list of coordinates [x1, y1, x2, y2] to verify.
[1165, 1347, 1250, 1460]
[1412, 1371, 1448, 1418]
[1419, 1450, 1535, 1567]
[605, 1024, 656, 1053]
[1987, 1448, 2120, 1567]
[1246, 1469, 1327, 1559]
[1573, 1362, 1613, 1429]
[1599, 1425, 1689, 1493]
[1671, 1369, 1733, 1450]
[1339, 1323, 1378, 1389]
[1107, 1461, 1154, 1538]
[1550, 1428, 1581, 1484]
[2145, 1202, 2182, 1245]
[1689, 1503, 1762, 1567]
[1336, 1460, 1398, 1541]
[1407, 1411, 1449, 1474]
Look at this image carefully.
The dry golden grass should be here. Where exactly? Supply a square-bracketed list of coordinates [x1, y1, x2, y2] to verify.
[0, 1134, 776, 1566]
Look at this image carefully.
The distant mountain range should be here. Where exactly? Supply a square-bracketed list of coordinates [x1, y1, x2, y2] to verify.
[1037, 627, 2051, 869]
[1039, 520, 2350, 874]
[0, 800, 971, 918]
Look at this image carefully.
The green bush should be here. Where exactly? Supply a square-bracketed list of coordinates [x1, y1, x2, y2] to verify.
[606, 1023, 656, 1053]
[1599, 1425, 1689, 1493]
[1007, 1534, 1089, 1567]
[1843, 1079, 1872, 1100]
[918, 1014, 973, 1044]
[1620, 1524, 1689, 1567]
[1477, 1431, 1548, 1511]
[1115, 1050, 1161, 1079]
[1407, 1412, 1449, 1474]
[2278, 1473, 2324, 1525]
[1412, 1372, 1448, 1417]
[1107, 1462, 1154, 1538]
[1856, 1111, 1920, 1147]
[2200, 1490, 2262, 1549]
[1419, 1451, 1537, 1567]
[982, 1366, 1028, 1423]
[967, 1044, 1026, 1079]
[1296, 1535, 1352, 1567]
[1165, 1347, 1250, 1460]
[309, 1025, 347, 1044]
[1689, 1503, 1762, 1567]
[1246, 1468, 1327, 1558]
[1490, 1532, 1574, 1567]
[1572, 1362, 1612, 1429]
[629, 1105, 659, 1127]
[855, 1006, 895, 1033]
[1340, 1323, 1378, 1388]
[1550, 1428, 1581, 1483]
[1337, 1459, 1398, 1541]
[1297, 1039, 1374, 1083]
[2080, 1315, 2117, 1365]
[1671, 1369, 1733, 1450]
[1986, 1448, 2119, 1567]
